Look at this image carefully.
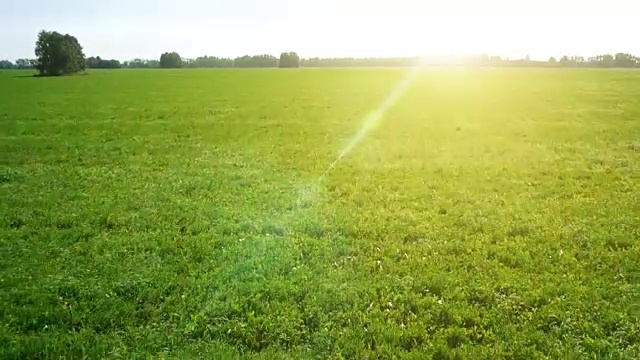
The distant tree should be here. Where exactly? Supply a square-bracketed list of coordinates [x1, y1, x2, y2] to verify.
[559, 56, 574, 67]
[159, 52, 182, 68]
[183, 55, 234, 68]
[601, 54, 614, 67]
[548, 57, 557, 65]
[124, 59, 152, 68]
[34, 30, 85, 75]
[0, 60, 14, 69]
[585, 54, 605, 67]
[233, 54, 278, 68]
[107, 59, 122, 68]
[86, 56, 121, 69]
[279, 52, 300, 68]
[14, 59, 33, 69]
[613, 53, 636, 68]
[86, 56, 100, 68]
[122, 59, 160, 69]
[233, 55, 251, 68]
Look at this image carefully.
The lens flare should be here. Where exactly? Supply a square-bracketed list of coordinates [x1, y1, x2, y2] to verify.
[267, 67, 420, 234]
[322, 67, 420, 177]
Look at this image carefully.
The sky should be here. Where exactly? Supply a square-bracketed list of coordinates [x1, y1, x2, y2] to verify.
[1, 0, 639, 61]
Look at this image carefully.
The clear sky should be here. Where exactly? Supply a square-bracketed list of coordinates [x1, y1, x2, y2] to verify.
[1, 0, 638, 61]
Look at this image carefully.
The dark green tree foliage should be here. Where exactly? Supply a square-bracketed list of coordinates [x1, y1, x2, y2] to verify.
[159, 52, 182, 68]
[86, 56, 121, 69]
[12, 59, 36, 69]
[0, 60, 14, 69]
[34, 30, 85, 75]
[122, 59, 160, 68]
[19, 59, 34, 69]
[279, 52, 300, 68]
[183, 56, 234, 68]
[233, 54, 278, 68]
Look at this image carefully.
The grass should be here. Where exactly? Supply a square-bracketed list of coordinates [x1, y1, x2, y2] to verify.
[0, 68, 639, 359]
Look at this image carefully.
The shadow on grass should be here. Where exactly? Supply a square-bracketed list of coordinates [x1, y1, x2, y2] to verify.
[12, 74, 38, 78]
[12, 72, 90, 79]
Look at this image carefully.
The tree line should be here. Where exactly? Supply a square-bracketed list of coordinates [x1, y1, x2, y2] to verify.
[0, 59, 35, 69]
[0, 54, 301, 71]
[4, 29, 640, 75]
[160, 53, 300, 68]
[6, 53, 640, 71]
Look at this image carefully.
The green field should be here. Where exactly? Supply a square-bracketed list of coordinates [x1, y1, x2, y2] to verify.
[1, 68, 639, 359]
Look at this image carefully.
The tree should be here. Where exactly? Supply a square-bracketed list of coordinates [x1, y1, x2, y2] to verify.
[614, 53, 637, 68]
[34, 30, 85, 75]
[160, 52, 182, 68]
[14, 59, 34, 69]
[86, 56, 121, 69]
[86, 56, 101, 68]
[124, 59, 151, 68]
[233, 54, 278, 68]
[601, 54, 614, 68]
[279, 52, 300, 68]
[559, 56, 575, 67]
[0, 60, 14, 69]
[183, 55, 234, 68]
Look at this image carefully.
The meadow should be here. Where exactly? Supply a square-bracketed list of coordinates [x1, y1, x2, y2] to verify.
[0, 68, 638, 359]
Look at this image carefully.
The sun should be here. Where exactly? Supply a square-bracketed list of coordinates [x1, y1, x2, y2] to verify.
[371, 20, 500, 59]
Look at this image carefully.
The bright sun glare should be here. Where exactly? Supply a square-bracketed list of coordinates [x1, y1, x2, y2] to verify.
[326, 0, 633, 61]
